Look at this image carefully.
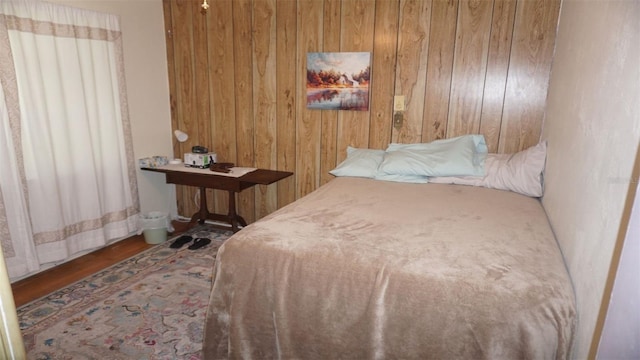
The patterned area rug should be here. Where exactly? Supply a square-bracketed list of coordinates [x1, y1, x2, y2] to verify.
[17, 225, 231, 360]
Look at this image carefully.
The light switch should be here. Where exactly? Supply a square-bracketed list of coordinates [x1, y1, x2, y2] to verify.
[394, 95, 405, 112]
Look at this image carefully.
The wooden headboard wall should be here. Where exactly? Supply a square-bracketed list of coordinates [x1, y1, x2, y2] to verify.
[162, 0, 560, 223]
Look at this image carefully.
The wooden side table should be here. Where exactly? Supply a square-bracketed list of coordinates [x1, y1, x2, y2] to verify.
[142, 164, 293, 232]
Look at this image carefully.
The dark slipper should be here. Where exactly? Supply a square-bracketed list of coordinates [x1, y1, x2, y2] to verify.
[170, 235, 193, 249]
[188, 238, 211, 250]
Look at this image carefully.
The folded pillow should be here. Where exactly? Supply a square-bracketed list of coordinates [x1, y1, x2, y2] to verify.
[374, 172, 429, 184]
[329, 147, 385, 178]
[329, 147, 429, 183]
[429, 141, 547, 197]
[379, 134, 488, 177]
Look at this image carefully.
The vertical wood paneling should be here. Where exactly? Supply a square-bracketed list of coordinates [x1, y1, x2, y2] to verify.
[163, 0, 561, 223]
[163, 0, 178, 158]
[500, 0, 560, 153]
[447, 0, 493, 136]
[369, 0, 400, 150]
[208, 0, 237, 214]
[192, 1, 214, 216]
[193, 3, 211, 152]
[233, 0, 256, 222]
[296, 0, 323, 198]
[253, 0, 278, 218]
[319, 0, 341, 186]
[393, 0, 432, 143]
[336, 0, 376, 163]
[162, 0, 182, 212]
[276, 0, 297, 208]
[423, 0, 458, 142]
[170, 0, 198, 218]
[479, 0, 516, 152]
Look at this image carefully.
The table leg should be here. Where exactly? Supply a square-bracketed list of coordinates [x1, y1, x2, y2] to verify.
[227, 191, 238, 232]
[189, 187, 209, 224]
[226, 190, 247, 232]
[189, 188, 246, 232]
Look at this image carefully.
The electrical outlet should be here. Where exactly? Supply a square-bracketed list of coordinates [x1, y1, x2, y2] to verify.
[394, 95, 405, 112]
[393, 112, 403, 129]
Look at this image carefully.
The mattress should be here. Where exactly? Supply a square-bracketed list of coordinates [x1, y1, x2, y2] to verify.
[203, 177, 576, 359]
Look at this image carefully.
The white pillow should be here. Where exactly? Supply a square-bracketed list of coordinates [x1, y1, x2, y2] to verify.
[429, 142, 547, 197]
[329, 147, 385, 178]
[380, 135, 488, 177]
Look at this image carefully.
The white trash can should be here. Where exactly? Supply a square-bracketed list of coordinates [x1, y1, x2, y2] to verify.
[138, 212, 174, 244]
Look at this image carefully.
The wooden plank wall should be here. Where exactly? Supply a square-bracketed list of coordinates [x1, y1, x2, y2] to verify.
[163, 0, 560, 223]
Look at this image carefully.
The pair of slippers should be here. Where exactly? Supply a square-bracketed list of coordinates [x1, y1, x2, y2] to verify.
[170, 235, 211, 250]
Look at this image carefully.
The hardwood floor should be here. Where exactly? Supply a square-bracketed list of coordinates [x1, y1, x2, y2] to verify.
[11, 221, 192, 308]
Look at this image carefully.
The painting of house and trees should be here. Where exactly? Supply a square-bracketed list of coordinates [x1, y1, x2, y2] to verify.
[306, 52, 371, 111]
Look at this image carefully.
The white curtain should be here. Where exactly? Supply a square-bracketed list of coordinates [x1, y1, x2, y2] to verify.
[0, 0, 139, 281]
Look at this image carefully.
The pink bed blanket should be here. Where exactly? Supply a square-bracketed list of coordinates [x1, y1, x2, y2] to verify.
[203, 177, 576, 359]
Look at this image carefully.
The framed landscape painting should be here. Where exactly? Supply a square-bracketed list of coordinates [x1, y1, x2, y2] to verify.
[306, 52, 371, 111]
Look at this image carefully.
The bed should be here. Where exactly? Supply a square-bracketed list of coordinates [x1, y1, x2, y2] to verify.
[202, 139, 576, 359]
